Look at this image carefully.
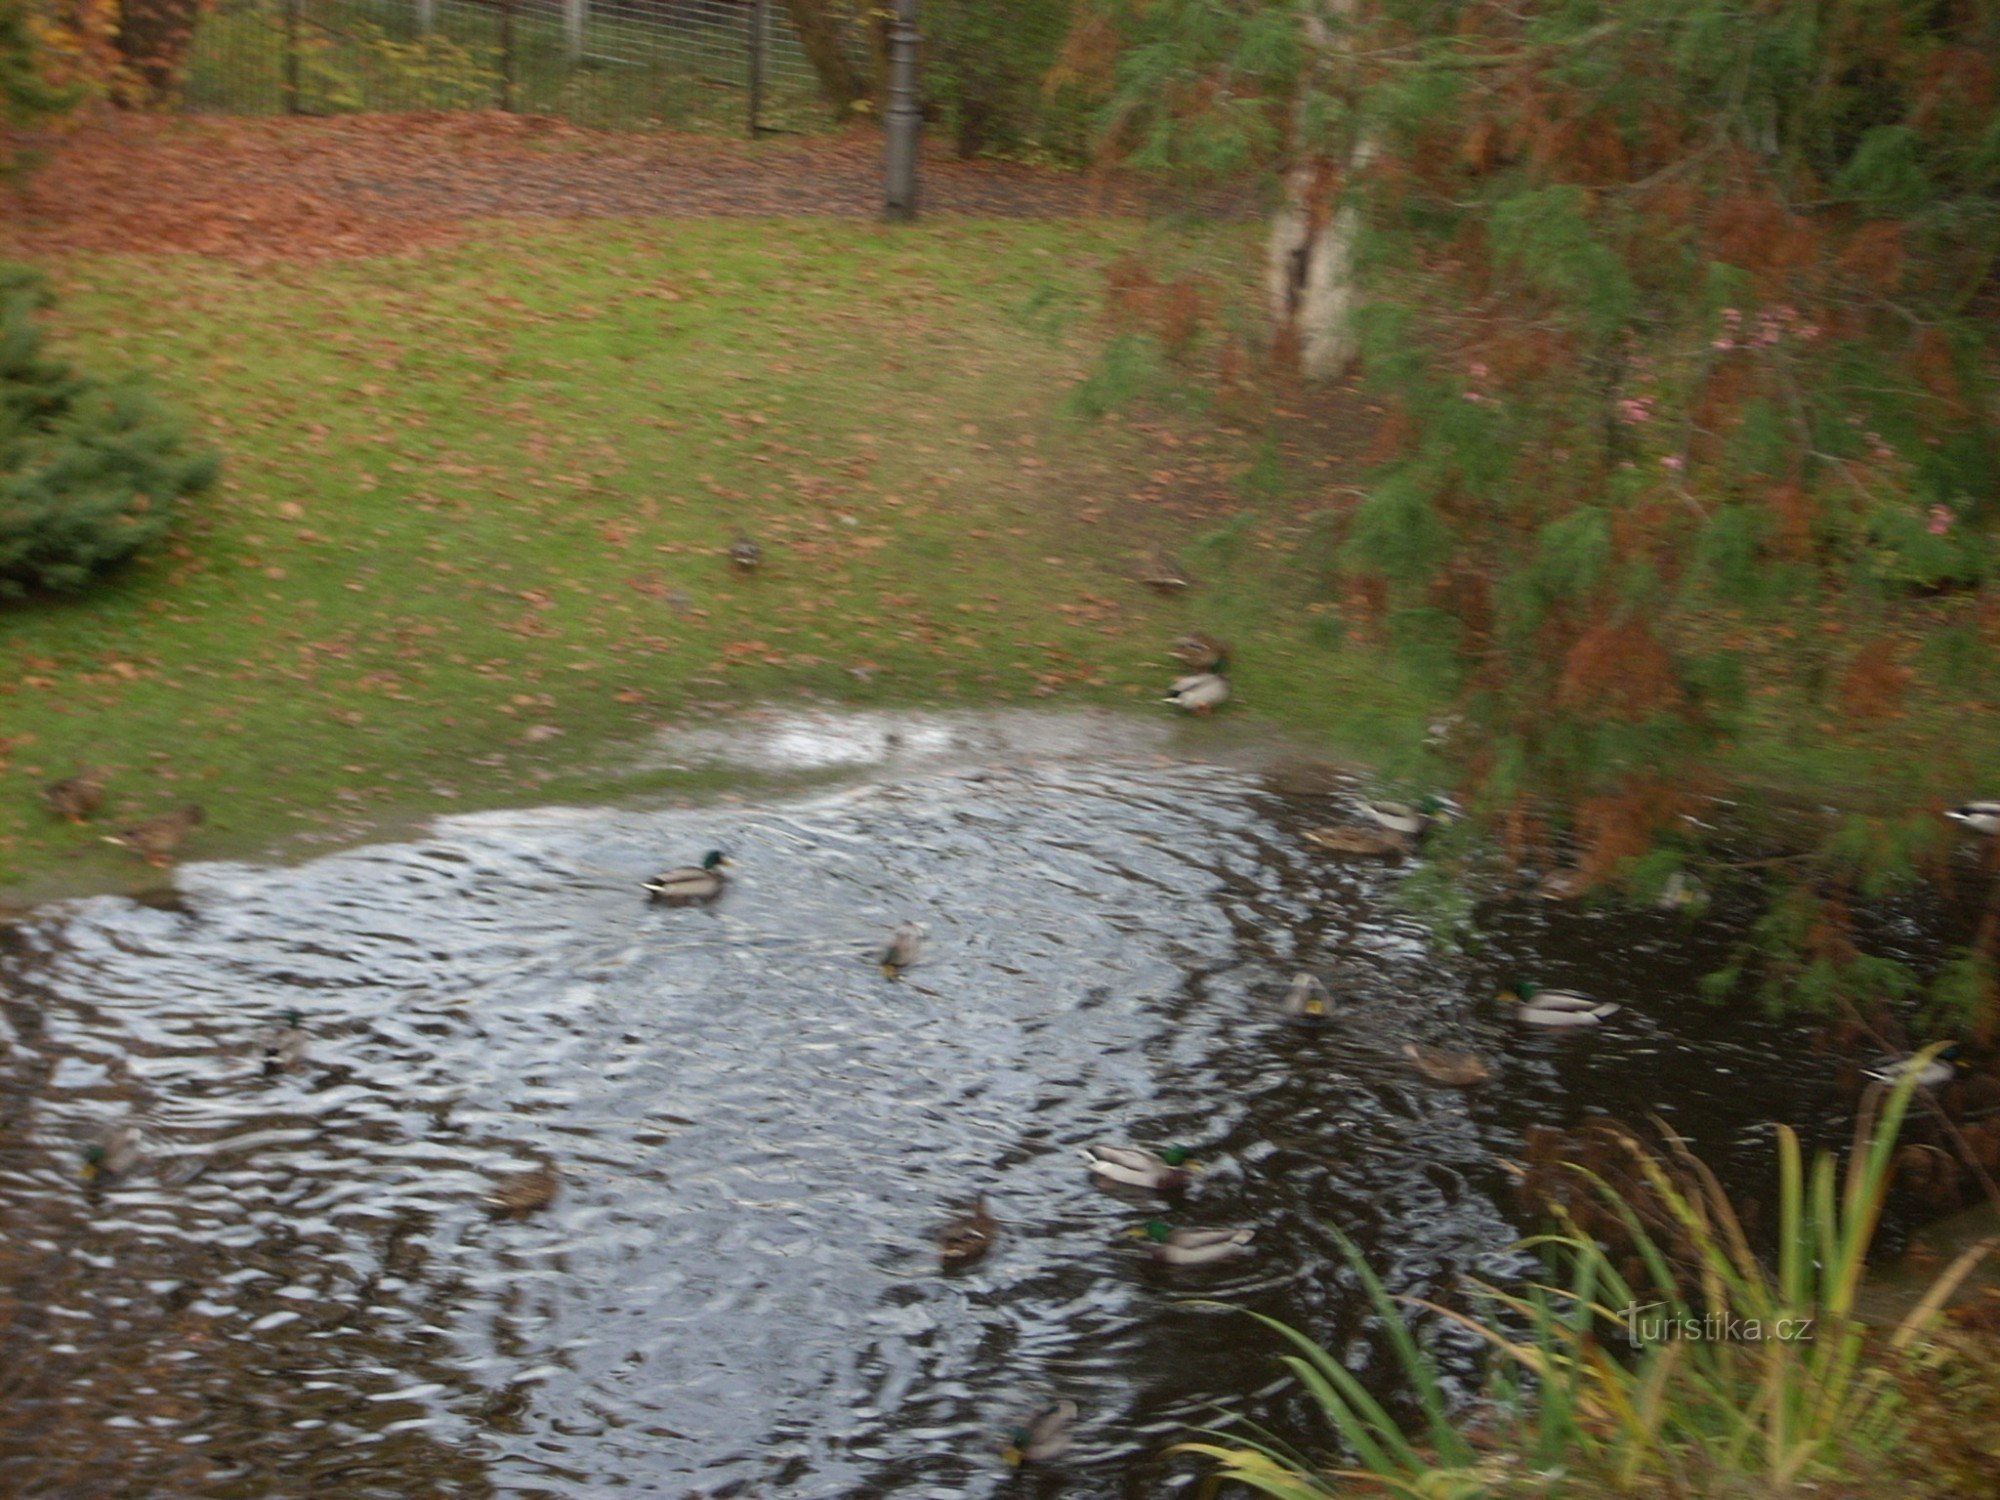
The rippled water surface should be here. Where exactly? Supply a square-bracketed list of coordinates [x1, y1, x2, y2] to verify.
[0, 721, 1862, 1497]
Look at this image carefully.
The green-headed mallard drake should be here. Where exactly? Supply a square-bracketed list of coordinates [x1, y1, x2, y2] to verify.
[1083, 1143, 1193, 1192]
[1304, 824, 1411, 857]
[729, 534, 762, 573]
[105, 804, 203, 867]
[1165, 672, 1230, 715]
[1170, 632, 1229, 672]
[878, 921, 924, 979]
[1282, 972, 1330, 1019]
[1137, 549, 1191, 594]
[1363, 795, 1456, 839]
[1002, 1399, 1076, 1466]
[644, 850, 729, 905]
[1501, 982, 1620, 1027]
[1863, 1045, 1961, 1091]
[261, 1008, 308, 1075]
[80, 1125, 144, 1183]
[1139, 1220, 1255, 1266]
[938, 1195, 997, 1269]
[1402, 1042, 1489, 1087]
[1946, 801, 2000, 836]
[485, 1163, 560, 1216]
[44, 768, 108, 824]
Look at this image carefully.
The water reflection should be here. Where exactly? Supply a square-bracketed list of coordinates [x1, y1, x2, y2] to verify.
[0, 736, 1861, 1497]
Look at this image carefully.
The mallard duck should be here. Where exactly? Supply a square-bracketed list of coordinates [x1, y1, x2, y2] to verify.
[104, 804, 203, 867]
[1164, 672, 1230, 715]
[43, 768, 107, 824]
[1170, 632, 1230, 672]
[1363, 796, 1455, 839]
[260, 1008, 308, 1075]
[1863, 1045, 1961, 1091]
[938, 1195, 997, 1268]
[1945, 801, 2000, 836]
[644, 849, 729, 905]
[878, 921, 925, 979]
[1136, 550, 1191, 593]
[1402, 1042, 1490, 1087]
[728, 534, 762, 573]
[80, 1125, 144, 1183]
[1657, 870, 1709, 913]
[1140, 1220, 1255, 1267]
[1501, 982, 1620, 1027]
[1002, 1399, 1076, 1466]
[1282, 972, 1330, 1019]
[485, 1164, 560, 1216]
[1083, 1143, 1194, 1192]
[1536, 866, 1588, 901]
[1303, 824, 1411, 857]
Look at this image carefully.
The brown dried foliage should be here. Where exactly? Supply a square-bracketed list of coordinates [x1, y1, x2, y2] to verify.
[1837, 637, 1911, 722]
[1555, 615, 1683, 720]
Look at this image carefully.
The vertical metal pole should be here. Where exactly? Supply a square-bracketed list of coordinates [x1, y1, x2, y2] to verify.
[883, 0, 920, 220]
[284, 0, 302, 114]
[564, 0, 586, 62]
[499, 0, 516, 110]
[746, 0, 766, 138]
[417, 0, 436, 31]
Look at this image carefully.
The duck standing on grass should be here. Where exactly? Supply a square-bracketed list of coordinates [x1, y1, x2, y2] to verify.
[878, 921, 924, 979]
[1002, 1400, 1076, 1466]
[1170, 632, 1229, 672]
[1140, 1220, 1255, 1266]
[1501, 981, 1620, 1027]
[644, 850, 729, 905]
[1083, 1144, 1194, 1193]
[1165, 672, 1230, 715]
[938, 1196, 998, 1269]
[105, 805, 203, 867]
[1137, 549, 1192, 594]
[729, 534, 762, 573]
[43, 768, 107, 824]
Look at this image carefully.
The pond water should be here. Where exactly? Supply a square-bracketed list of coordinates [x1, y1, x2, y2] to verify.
[0, 713, 1882, 1497]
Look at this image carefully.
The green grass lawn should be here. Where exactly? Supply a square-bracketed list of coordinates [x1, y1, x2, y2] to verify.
[2, 217, 1441, 898]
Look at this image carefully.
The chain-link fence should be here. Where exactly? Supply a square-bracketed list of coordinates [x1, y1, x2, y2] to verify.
[183, 0, 832, 135]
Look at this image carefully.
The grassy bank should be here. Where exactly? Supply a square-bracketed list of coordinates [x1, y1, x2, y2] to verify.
[1, 216, 1437, 898]
[9, 213, 1993, 903]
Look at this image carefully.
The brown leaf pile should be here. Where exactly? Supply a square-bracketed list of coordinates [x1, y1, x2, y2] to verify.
[3, 110, 1169, 264]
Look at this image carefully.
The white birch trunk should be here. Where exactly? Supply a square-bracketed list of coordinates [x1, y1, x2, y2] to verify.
[1267, 0, 1371, 381]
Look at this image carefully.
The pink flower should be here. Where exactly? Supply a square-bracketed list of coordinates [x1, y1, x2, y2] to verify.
[1928, 505, 1953, 536]
[1712, 338, 1735, 350]
[1721, 307, 1741, 327]
[1468, 361, 1489, 378]
[1660, 455, 1685, 472]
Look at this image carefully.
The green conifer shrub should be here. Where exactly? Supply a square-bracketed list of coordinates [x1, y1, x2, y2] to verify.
[0, 266, 218, 598]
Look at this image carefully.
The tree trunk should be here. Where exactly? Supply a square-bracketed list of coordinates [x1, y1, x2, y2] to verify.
[781, 0, 873, 113]
[114, 0, 206, 104]
[1268, 1, 1369, 381]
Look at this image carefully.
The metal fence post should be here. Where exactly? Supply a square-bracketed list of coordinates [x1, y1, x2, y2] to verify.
[284, 0, 302, 114]
[883, 0, 920, 220]
[564, 0, 586, 62]
[499, 0, 516, 110]
[746, 0, 766, 138]
[417, 0, 436, 30]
